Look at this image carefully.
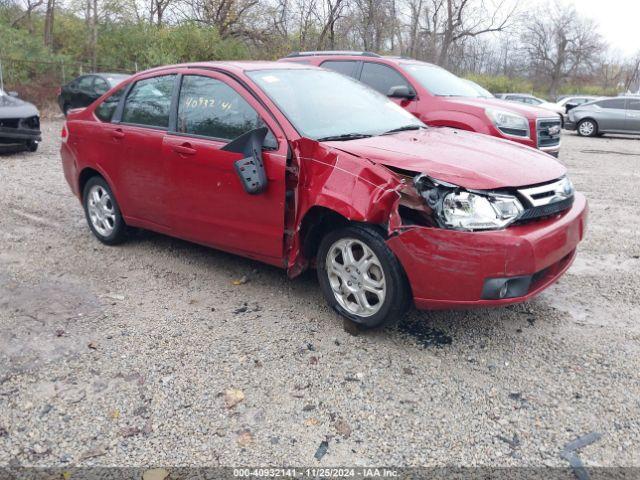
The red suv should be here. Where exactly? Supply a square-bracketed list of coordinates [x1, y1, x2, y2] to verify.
[61, 62, 587, 328]
[280, 52, 562, 157]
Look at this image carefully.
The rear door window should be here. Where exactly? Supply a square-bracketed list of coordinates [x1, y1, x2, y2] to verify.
[121, 75, 175, 128]
[176, 74, 275, 146]
[626, 99, 640, 110]
[93, 77, 110, 96]
[596, 98, 626, 109]
[360, 63, 410, 95]
[320, 61, 359, 78]
[77, 76, 94, 92]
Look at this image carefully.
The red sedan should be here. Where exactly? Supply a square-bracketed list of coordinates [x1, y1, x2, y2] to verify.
[61, 61, 588, 328]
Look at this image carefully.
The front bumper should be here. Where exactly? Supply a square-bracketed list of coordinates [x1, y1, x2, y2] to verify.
[387, 192, 588, 309]
[563, 120, 577, 131]
[0, 126, 42, 143]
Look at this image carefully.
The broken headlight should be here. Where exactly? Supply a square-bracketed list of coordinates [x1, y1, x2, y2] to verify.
[414, 175, 523, 231]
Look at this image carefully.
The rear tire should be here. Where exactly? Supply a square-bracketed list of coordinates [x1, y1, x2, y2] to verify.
[82, 176, 127, 245]
[577, 119, 597, 137]
[317, 224, 411, 329]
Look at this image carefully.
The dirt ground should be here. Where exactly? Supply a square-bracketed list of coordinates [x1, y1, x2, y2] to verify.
[1, 120, 639, 468]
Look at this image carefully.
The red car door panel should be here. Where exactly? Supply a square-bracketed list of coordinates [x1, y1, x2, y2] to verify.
[164, 71, 287, 263]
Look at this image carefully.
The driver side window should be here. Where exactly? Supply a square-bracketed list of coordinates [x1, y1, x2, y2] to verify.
[360, 63, 411, 96]
[176, 75, 276, 147]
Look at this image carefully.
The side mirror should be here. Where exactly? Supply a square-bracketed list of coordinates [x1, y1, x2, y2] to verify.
[221, 127, 269, 195]
[8, 91, 19, 98]
[388, 85, 415, 99]
[565, 103, 577, 112]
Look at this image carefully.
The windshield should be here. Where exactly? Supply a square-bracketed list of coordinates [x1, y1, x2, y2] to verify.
[247, 68, 423, 140]
[465, 80, 493, 98]
[400, 63, 482, 97]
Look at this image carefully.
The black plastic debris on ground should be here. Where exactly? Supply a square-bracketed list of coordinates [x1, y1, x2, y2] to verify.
[314, 440, 329, 461]
[560, 432, 602, 480]
[395, 319, 452, 348]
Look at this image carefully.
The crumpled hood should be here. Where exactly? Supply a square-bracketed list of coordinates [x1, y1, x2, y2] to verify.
[325, 127, 566, 190]
[0, 93, 39, 120]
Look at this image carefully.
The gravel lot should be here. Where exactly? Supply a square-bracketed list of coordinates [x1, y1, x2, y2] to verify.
[1, 119, 639, 468]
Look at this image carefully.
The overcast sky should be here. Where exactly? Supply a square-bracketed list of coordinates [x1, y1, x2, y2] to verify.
[564, 0, 640, 57]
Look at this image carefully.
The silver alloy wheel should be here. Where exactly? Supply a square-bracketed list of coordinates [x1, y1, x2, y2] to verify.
[87, 185, 116, 237]
[325, 238, 386, 318]
[579, 120, 594, 136]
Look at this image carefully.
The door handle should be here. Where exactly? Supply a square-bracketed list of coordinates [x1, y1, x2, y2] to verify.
[112, 128, 125, 140]
[172, 143, 196, 156]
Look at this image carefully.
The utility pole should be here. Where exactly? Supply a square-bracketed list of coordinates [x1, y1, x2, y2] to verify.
[0, 58, 4, 93]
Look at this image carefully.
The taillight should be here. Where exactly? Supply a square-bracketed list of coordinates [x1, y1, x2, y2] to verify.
[61, 123, 68, 142]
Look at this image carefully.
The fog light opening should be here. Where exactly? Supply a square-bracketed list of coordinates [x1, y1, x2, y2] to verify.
[499, 281, 509, 299]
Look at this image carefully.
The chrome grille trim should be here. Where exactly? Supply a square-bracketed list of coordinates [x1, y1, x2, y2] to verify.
[536, 117, 561, 148]
[518, 178, 573, 207]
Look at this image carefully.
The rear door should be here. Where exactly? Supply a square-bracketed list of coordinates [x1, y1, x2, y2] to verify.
[625, 98, 640, 133]
[163, 71, 287, 263]
[111, 73, 177, 227]
[594, 98, 627, 131]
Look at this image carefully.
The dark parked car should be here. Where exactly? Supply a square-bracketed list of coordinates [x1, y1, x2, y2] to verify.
[61, 61, 586, 328]
[0, 89, 41, 152]
[57, 73, 130, 115]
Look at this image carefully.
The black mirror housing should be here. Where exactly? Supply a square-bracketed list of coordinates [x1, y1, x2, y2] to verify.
[388, 85, 415, 99]
[221, 127, 269, 195]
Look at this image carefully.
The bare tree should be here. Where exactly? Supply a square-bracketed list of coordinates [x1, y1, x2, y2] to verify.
[402, 0, 517, 67]
[520, 2, 603, 96]
[43, 0, 54, 46]
[10, 0, 44, 33]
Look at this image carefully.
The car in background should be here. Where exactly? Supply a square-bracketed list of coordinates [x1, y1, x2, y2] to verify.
[57, 73, 130, 115]
[495, 93, 565, 119]
[556, 95, 601, 113]
[0, 88, 41, 152]
[60, 61, 587, 328]
[280, 52, 562, 157]
[565, 96, 640, 137]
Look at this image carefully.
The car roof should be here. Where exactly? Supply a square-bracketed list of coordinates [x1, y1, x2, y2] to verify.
[282, 52, 439, 68]
[141, 60, 315, 77]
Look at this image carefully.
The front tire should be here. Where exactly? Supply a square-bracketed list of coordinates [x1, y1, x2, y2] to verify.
[577, 119, 597, 137]
[317, 225, 410, 329]
[26, 140, 38, 152]
[82, 176, 127, 245]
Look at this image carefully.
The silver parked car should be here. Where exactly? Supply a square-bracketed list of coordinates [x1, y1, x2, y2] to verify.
[566, 97, 640, 137]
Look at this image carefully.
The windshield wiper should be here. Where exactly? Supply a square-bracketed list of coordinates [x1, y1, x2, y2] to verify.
[317, 133, 373, 142]
[382, 125, 423, 135]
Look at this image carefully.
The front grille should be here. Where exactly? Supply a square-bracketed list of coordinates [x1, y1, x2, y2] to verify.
[536, 118, 561, 148]
[20, 116, 40, 130]
[518, 196, 574, 221]
[0, 118, 20, 129]
[516, 177, 574, 223]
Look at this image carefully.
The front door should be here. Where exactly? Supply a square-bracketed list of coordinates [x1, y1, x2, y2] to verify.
[164, 71, 287, 264]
